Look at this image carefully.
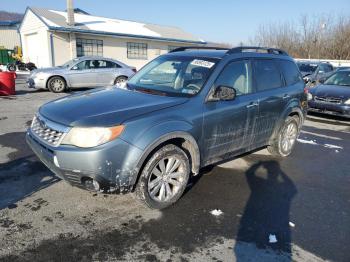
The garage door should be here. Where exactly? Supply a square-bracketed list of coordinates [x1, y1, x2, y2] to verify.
[25, 33, 42, 66]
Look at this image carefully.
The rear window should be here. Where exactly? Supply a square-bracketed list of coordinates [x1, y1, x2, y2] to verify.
[253, 60, 283, 91]
[278, 60, 303, 85]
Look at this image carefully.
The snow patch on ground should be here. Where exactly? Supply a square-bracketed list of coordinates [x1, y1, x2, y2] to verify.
[297, 139, 318, 145]
[324, 144, 343, 149]
[210, 209, 223, 216]
[297, 138, 343, 151]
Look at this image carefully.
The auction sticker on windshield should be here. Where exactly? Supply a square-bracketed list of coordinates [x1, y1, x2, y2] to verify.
[190, 59, 215, 68]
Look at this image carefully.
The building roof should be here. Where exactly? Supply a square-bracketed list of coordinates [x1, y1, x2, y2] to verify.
[0, 20, 21, 27]
[26, 7, 205, 44]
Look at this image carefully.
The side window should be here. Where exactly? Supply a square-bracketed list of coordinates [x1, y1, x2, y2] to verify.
[74, 60, 90, 70]
[214, 60, 253, 96]
[325, 64, 333, 72]
[253, 60, 283, 91]
[89, 60, 105, 69]
[278, 60, 303, 85]
[318, 64, 325, 73]
[105, 61, 121, 68]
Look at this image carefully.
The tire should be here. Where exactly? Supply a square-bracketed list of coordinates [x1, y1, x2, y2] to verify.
[135, 144, 190, 209]
[114, 76, 128, 85]
[7, 64, 16, 72]
[267, 116, 300, 157]
[47, 76, 66, 93]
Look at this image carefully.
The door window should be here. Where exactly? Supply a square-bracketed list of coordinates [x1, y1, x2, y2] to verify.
[73, 60, 91, 70]
[254, 60, 283, 91]
[214, 60, 253, 96]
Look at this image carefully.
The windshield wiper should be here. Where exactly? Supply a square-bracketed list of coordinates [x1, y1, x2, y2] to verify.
[127, 84, 167, 96]
[136, 87, 167, 96]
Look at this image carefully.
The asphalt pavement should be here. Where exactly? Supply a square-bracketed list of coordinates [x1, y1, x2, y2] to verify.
[0, 74, 349, 262]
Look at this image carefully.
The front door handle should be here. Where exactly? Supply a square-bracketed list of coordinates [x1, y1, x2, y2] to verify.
[283, 94, 291, 99]
[246, 102, 259, 108]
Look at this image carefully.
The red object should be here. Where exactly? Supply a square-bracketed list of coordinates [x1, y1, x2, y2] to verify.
[0, 72, 16, 96]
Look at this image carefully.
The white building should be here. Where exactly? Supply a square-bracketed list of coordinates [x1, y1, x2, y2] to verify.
[0, 21, 21, 50]
[19, 7, 205, 69]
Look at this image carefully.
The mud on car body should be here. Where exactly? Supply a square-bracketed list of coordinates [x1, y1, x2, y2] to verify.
[27, 46, 307, 209]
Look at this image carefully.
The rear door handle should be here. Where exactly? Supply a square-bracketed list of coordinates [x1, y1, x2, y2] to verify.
[246, 102, 259, 108]
[283, 94, 291, 99]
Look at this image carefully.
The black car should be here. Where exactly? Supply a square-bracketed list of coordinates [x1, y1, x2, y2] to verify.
[308, 69, 350, 118]
[297, 61, 334, 84]
[317, 66, 350, 84]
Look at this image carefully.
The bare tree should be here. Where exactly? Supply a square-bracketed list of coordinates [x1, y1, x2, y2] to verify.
[251, 14, 350, 60]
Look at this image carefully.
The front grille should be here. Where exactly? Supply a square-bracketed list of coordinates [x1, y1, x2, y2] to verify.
[314, 96, 342, 104]
[31, 115, 68, 146]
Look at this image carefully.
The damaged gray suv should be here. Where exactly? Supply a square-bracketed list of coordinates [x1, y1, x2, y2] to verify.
[27, 46, 307, 209]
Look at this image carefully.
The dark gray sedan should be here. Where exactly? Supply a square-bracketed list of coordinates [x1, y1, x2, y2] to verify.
[27, 56, 136, 93]
[308, 69, 350, 118]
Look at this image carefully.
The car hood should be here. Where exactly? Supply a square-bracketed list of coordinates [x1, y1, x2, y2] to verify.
[310, 84, 350, 99]
[39, 87, 189, 127]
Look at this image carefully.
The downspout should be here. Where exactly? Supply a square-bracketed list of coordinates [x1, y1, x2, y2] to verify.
[50, 33, 55, 66]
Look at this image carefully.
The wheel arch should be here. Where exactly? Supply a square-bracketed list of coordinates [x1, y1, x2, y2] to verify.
[132, 131, 201, 187]
[46, 75, 68, 89]
[269, 102, 305, 145]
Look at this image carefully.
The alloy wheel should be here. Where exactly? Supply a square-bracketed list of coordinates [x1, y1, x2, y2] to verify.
[50, 79, 64, 92]
[280, 122, 298, 154]
[147, 156, 186, 202]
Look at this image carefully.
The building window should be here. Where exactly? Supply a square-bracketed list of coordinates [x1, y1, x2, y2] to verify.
[76, 38, 103, 57]
[127, 42, 147, 59]
[168, 46, 181, 52]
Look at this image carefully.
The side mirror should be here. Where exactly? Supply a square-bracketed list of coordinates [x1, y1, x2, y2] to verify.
[71, 66, 78, 70]
[318, 78, 325, 84]
[209, 85, 236, 101]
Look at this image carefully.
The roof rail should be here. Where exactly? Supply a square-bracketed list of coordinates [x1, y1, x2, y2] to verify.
[169, 46, 229, 53]
[228, 46, 289, 55]
[168, 45, 289, 56]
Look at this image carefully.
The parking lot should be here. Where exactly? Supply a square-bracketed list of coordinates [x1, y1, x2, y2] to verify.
[0, 74, 349, 262]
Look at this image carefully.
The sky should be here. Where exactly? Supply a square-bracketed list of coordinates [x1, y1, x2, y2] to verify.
[2, 0, 350, 44]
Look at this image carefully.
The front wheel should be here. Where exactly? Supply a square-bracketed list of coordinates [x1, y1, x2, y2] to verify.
[267, 116, 300, 157]
[135, 144, 190, 209]
[47, 76, 66, 93]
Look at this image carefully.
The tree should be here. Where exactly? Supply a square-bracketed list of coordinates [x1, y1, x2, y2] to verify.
[251, 14, 350, 60]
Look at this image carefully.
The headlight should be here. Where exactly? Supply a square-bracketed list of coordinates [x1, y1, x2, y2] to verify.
[61, 125, 124, 148]
[345, 99, 350, 105]
[307, 93, 313, 101]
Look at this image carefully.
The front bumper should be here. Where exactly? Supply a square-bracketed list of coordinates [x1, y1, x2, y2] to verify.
[308, 100, 350, 118]
[27, 77, 46, 89]
[26, 130, 144, 193]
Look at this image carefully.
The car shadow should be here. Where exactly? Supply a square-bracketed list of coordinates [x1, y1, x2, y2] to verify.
[234, 160, 297, 261]
[0, 132, 59, 210]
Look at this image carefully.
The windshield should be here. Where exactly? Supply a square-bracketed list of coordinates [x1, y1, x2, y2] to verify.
[127, 56, 218, 96]
[297, 63, 318, 73]
[60, 58, 80, 68]
[324, 71, 350, 86]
